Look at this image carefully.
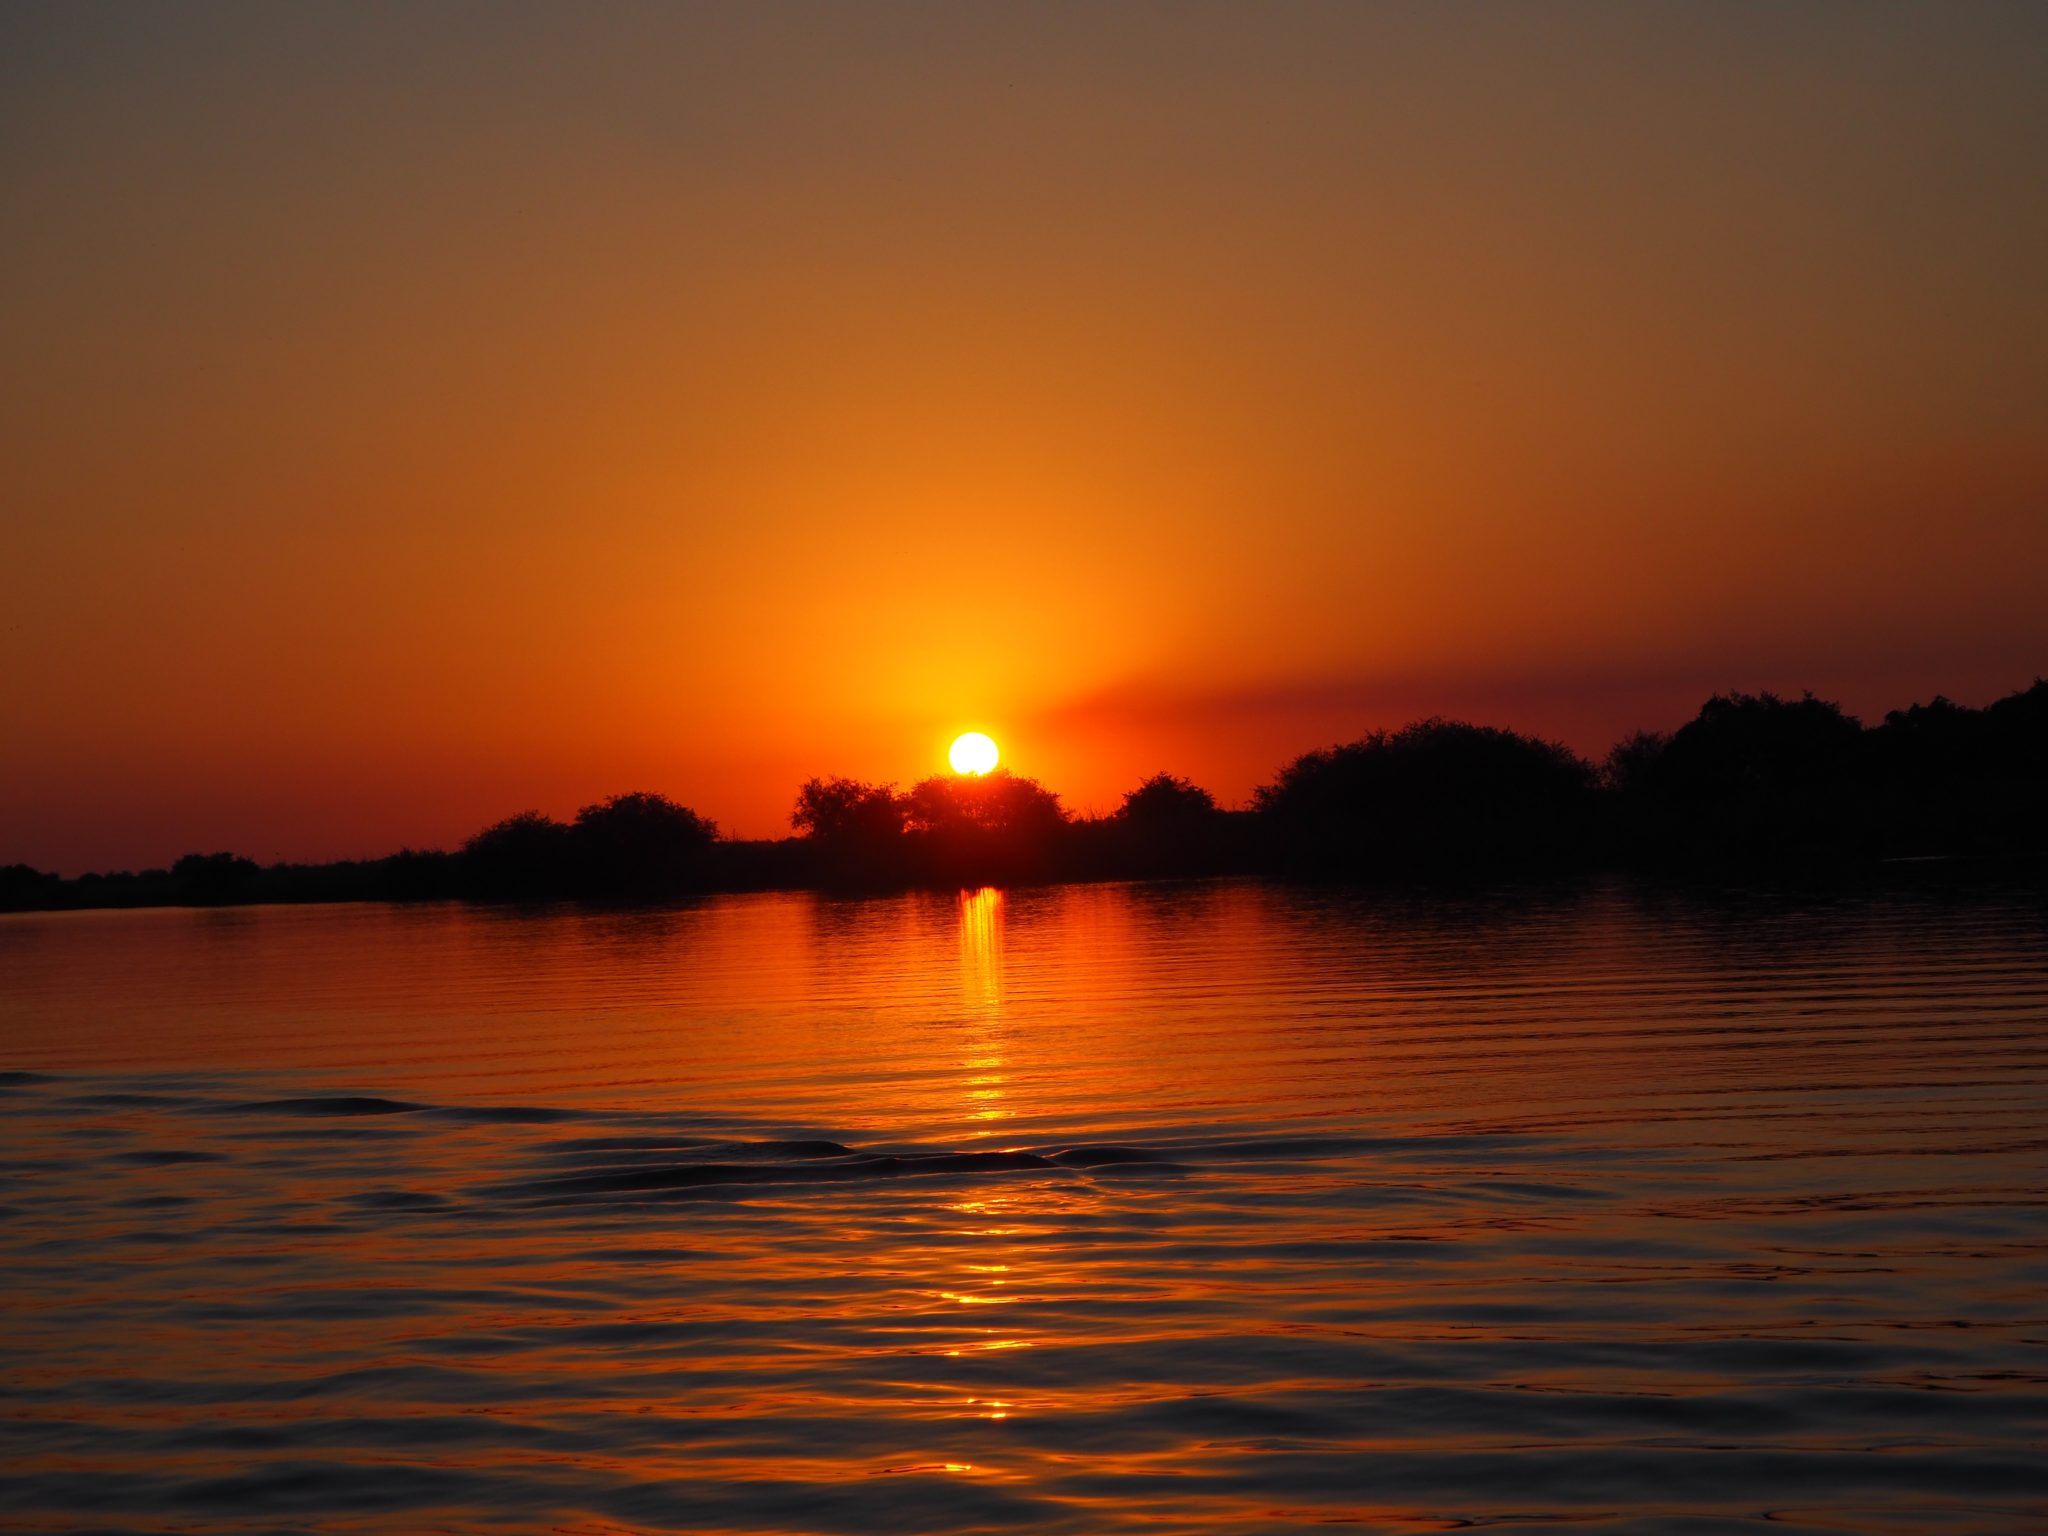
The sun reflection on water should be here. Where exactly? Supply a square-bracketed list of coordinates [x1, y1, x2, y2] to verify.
[956, 887, 1008, 1137]
[957, 886, 1003, 1013]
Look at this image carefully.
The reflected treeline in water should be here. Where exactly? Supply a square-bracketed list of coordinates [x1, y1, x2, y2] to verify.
[2, 881, 2046, 1531]
[7, 680, 2048, 908]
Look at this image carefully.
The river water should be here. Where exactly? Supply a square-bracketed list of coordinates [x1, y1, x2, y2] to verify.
[2, 879, 2044, 1532]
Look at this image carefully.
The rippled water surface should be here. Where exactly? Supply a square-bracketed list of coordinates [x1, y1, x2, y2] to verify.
[2, 879, 2046, 1533]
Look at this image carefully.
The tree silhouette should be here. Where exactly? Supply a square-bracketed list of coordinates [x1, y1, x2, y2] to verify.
[457, 795, 717, 897]
[790, 776, 909, 884]
[1650, 692, 1863, 800]
[1868, 680, 2048, 856]
[1085, 772, 1235, 877]
[0, 863, 63, 911]
[569, 792, 718, 896]
[791, 777, 906, 843]
[171, 851, 260, 904]
[1983, 677, 2048, 775]
[1602, 730, 1672, 795]
[895, 769, 1068, 881]
[903, 769, 1066, 838]
[462, 811, 575, 897]
[1116, 772, 1218, 826]
[9, 676, 2047, 913]
[1257, 719, 1596, 871]
[1613, 692, 1869, 858]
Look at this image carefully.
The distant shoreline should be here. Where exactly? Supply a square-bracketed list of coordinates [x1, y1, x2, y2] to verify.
[4, 852, 2045, 923]
[6, 681, 2044, 915]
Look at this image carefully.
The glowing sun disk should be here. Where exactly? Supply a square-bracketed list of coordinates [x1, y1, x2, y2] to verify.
[949, 732, 999, 775]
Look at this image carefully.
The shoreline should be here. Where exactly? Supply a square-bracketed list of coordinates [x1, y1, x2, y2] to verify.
[6, 849, 2043, 919]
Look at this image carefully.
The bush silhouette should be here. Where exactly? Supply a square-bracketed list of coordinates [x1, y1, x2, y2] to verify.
[900, 769, 1067, 881]
[1256, 719, 1597, 871]
[1116, 772, 1218, 827]
[1651, 692, 1863, 797]
[462, 811, 576, 897]
[569, 792, 718, 896]
[1090, 772, 1232, 877]
[1613, 692, 1869, 858]
[171, 851, 261, 904]
[1602, 730, 1672, 796]
[457, 794, 715, 897]
[1869, 680, 2048, 856]
[1983, 677, 2048, 775]
[0, 863, 63, 911]
[790, 777, 909, 884]
[904, 769, 1066, 838]
[792, 777, 906, 842]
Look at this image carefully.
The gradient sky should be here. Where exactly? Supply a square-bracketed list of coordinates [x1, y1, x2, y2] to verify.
[4, 1, 2045, 871]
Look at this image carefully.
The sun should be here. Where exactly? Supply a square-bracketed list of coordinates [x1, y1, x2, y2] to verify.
[948, 731, 999, 776]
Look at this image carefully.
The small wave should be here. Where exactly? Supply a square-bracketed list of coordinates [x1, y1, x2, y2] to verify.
[344, 1190, 450, 1211]
[1050, 1145, 1184, 1169]
[217, 1096, 426, 1117]
[425, 1104, 590, 1125]
[492, 1146, 1062, 1203]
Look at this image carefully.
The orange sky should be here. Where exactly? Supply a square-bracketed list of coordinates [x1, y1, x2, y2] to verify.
[4, 3, 2046, 871]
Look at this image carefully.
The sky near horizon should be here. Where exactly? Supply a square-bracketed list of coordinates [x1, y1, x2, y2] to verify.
[4, 2, 2046, 871]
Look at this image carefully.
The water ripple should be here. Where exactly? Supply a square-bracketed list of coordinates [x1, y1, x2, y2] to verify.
[1, 879, 2044, 1532]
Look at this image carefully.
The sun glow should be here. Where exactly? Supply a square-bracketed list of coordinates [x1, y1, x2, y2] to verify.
[949, 732, 999, 776]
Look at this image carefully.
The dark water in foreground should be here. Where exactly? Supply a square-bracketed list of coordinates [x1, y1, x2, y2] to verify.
[1, 880, 2045, 1534]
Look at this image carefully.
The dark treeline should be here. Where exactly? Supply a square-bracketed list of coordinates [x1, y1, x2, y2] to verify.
[5, 680, 2046, 912]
